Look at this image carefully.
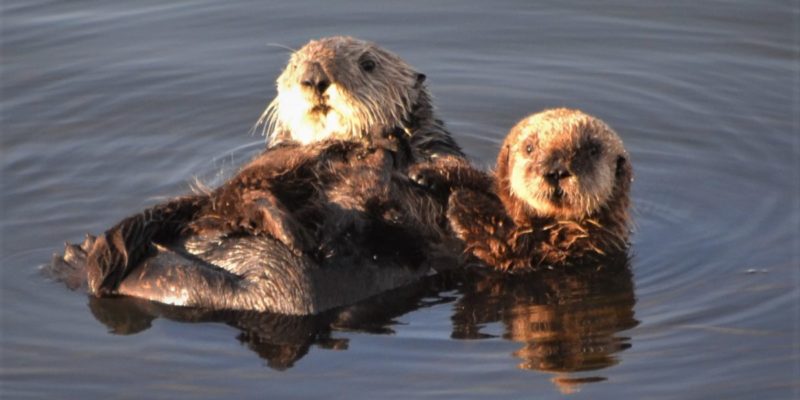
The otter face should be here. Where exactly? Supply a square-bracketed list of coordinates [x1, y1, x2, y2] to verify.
[504, 109, 628, 220]
[261, 36, 426, 144]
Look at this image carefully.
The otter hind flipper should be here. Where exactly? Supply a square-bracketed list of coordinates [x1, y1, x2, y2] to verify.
[46, 235, 96, 290]
[86, 195, 209, 295]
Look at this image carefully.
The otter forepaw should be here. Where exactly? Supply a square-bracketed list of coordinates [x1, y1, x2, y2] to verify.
[409, 165, 449, 195]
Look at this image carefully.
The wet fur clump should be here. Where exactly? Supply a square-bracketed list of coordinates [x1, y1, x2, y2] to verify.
[412, 108, 633, 272]
[257, 36, 463, 161]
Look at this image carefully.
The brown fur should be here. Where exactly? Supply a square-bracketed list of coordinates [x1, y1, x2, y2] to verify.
[190, 132, 447, 263]
[80, 132, 454, 296]
[418, 108, 633, 272]
[52, 37, 466, 310]
[258, 36, 463, 161]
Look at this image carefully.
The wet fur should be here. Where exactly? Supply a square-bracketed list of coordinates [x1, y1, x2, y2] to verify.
[53, 133, 456, 313]
[49, 36, 465, 314]
[191, 134, 445, 264]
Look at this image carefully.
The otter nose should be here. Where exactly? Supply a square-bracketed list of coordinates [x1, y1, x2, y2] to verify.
[300, 63, 330, 94]
[544, 168, 572, 185]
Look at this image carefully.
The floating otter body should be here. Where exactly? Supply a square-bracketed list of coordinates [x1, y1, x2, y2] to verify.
[54, 135, 459, 315]
[412, 108, 633, 272]
[50, 36, 466, 315]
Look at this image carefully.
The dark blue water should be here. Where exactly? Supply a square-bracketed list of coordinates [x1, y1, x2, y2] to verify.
[2, 1, 798, 398]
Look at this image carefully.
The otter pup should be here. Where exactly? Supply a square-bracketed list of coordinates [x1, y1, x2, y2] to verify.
[412, 108, 632, 272]
[258, 36, 463, 161]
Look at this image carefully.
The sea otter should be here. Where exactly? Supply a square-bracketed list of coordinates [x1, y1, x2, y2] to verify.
[411, 108, 633, 272]
[49, 36, 466, 315]
[257, 35, 463, 161]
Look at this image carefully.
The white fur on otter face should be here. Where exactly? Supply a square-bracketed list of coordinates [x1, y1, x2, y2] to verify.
[260, 36, 426, 145]
[506, 108, 627, 220]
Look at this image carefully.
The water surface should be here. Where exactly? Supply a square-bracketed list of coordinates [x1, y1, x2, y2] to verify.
[2, 1, 798, 398]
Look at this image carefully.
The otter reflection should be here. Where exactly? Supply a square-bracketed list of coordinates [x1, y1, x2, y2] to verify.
[82, 259, 635, 378]
[450, 257, 637, 392]
[85, 274, 454, 370]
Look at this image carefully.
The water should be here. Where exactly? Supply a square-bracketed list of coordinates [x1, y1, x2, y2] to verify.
[1, 1, 798, 398]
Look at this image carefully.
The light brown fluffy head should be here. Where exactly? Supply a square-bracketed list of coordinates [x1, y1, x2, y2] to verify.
[496, 108, 630, 222]
[259, 36, 428, 145]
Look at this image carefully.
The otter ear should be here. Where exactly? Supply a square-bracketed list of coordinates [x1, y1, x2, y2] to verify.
[414, 73, 426, 88]
[615, 155, 632, 180]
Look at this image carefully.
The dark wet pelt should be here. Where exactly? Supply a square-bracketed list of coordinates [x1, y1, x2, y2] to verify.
[1, 1, 797, 398]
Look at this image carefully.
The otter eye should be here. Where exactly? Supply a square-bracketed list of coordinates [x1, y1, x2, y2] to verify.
[360, 59, 376, 73]
[525, 144, 533, 154]
[587, 143, 601, 157]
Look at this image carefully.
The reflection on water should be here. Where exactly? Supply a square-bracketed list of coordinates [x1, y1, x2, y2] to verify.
[451, 257, 636, 393]
[85, 275, 453, 370]
[81, 255, 636, 389]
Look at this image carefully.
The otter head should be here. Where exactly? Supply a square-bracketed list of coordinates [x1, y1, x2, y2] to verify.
[496, 108, 631, 222]
[260, 36, 428, 145]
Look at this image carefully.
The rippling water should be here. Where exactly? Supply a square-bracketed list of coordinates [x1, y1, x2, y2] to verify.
[2, 1, 798, 398]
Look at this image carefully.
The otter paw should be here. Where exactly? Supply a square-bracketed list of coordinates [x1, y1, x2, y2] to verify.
[409, 166, 448, 193]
